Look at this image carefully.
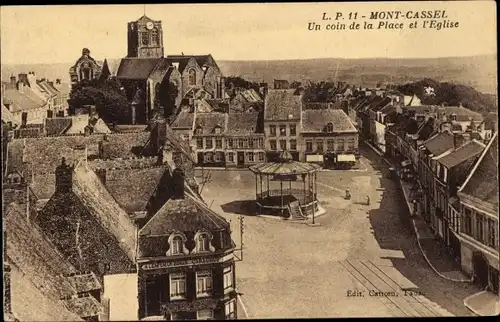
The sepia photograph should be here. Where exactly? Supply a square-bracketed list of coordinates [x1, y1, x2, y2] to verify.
[1, 1, 498, 320]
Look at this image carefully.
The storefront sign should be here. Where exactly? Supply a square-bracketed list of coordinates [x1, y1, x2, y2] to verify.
[306, 154, 324, 162]
[140, 253, 233, 270]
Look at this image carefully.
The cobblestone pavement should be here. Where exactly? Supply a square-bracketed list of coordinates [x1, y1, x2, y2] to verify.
[198, 147, 482, 318]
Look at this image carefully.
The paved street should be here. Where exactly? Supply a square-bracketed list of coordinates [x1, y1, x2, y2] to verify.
[198, 147, 482, 318]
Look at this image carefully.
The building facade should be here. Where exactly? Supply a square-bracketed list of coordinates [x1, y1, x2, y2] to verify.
[457, 133, 499, 294]
[137, 168, 238, 320]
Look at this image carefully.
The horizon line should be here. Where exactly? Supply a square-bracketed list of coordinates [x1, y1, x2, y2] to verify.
[1, 53, 496, 66]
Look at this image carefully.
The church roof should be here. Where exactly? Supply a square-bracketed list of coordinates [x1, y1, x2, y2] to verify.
[165, 56, 193, 73]
[116, 58, 162, 80]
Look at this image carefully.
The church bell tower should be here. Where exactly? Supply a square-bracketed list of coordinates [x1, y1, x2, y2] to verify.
[127, 15, 164, 58]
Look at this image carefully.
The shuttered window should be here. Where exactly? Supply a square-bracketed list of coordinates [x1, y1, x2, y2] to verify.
[170, 273, 186, 300]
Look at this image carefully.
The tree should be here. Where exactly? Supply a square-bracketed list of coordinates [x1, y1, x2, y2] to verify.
[159, 81, 179, 122]
[68, 78, 130, 124]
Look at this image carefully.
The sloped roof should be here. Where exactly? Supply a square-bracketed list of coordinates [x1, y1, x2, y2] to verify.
[460, 133, 498, 209]
[72, 163, 136, 261]
[438, 106, 483, 122]
[193, 55, 211, 67]
[30, 173, 57, 200]
[2, 104, 18, 125]
[5, 203, 78, 301]
[226, 111, 260, 135]
[171, 109, 195, 129]
[3, 88, 45, 112]
[423, 131, 455, 156]
[64, 295, 102, 318]
[165, 56, 193, 73]
[302, 109, 357, 133]
[194, 112, 227, 135]
[116, 58, 161, 80]
[139, 193, 229, 236]
[66, 272, 101, 293]
[264, 89, 302, 120]
[103, 166, 169, 214]
[45, 117, 72, 136]
[415, 117, 435, 141]
[370, 97, 391, 112]
[9, 265, 83, 321]
[249, 158, 322, 175]
[98, 132, 151, 159]
[239, 89, 262, 103]
[436, 140, 485, 169]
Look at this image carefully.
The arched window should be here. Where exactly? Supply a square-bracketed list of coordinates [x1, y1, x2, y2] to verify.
[171, 236, 183, 255]
[151, 28, 159, 45]
[197, 234, 210, 252]
[326, 122, 334, 132]
[188, 69, 197, 86]
[141, 31, 149, 46]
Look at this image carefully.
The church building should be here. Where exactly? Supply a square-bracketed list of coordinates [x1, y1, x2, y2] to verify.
[116, 14, 225, 125]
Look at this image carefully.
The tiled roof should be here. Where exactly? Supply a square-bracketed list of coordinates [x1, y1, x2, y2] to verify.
[103, 166, 169, 214]
[116, 58, 161, 80]
[65, 115, 111, 135]
[423, 131, 455, 156]
[98, 132, 151, 159]
[63, 295, 102, 318]
[436, 140, 485, 169]
[369, 97, 391, 112]
[9, 265, 83, 321]
[194, 112, 227, 135]
[66, 272, 101, 293]
[165, 56, 193, 73]
[3, 88, 45, 112]
[139, 193, 229, 236]
[30, 173, 57, 200]
[264, 89, 302, 120]
[226, 111, 260, 135]
[88, 157, 159, 170]
[113, 124, 149, 132]
[239, 89, 262, 103]
[4, 204, 81, 318]
[438, 106, 483, 122]
[72, 163, 136, 261]
[5, 139, 25, 176]
[302, 109, 357, 133]
[2, 104, 18, 125]
[460, 133, 498, 209]
[193, 55, 211, 67]
[171, 109, 195, 129]
[204, 99, 230, 112]
[44, 117, 72, 136]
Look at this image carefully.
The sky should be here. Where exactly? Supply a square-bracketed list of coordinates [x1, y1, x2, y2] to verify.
[1, 2, 497, 64]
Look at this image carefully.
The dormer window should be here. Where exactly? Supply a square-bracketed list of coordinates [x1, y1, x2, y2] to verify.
[188, 69, 197, 86]
[326, 122, 334, 132]
[193, 231, 215, 254]
[166, 232, 189, 256]
[197, 234, 210, 252]
[172, 236, 183, 254]
[450, 113, 457, 121]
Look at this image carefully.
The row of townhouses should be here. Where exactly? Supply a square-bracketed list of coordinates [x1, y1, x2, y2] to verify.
[171, 88, 360, 169]
[2, 72, 70, 127]
[358, 91, 499, 295]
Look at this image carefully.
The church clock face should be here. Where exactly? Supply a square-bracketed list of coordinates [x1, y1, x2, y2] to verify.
[146, 22, 154, 30]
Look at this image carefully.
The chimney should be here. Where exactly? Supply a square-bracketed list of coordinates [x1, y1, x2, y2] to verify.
[172, 168, 185, 200]
[95, 169, 106, 184]
[56, 79, 61, 85]
[27, 71, 36, 87]
[10, 75, 16, 84]
[55, 157, 74, 193]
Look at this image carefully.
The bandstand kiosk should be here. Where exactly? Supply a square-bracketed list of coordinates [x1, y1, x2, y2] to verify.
[249, 150, 321, 221]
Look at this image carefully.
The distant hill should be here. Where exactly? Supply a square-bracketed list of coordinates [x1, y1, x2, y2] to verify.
[397, 78, 498, 115]
[2, 55, 497, 95]
[218, 55, 497, 95]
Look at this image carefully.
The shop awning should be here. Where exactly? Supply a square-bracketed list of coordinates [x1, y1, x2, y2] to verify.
[337, 154, 356, 162]
[306, 154, 324, 162]
[401, 160, 412, 167]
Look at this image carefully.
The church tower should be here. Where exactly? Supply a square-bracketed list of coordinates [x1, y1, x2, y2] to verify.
[127, 15, 164, 58]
